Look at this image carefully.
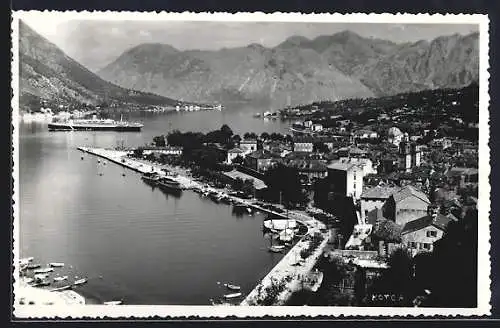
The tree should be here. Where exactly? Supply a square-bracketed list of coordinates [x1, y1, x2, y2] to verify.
[244, 132, 258, 140]
[133, 147, 144, 158]
[260, 132, 270, 140]
[372, 218, 403, 243]
[270, 132, 284, 141]
[264, 164, 309, 207]
[422, 209, 478, 307]
[232, 134, 242, 144]
[153, 135, 166, 147]
[242, 179, 255, 197]
[232, 155, 244, 165]
[367, 248, 414, 306]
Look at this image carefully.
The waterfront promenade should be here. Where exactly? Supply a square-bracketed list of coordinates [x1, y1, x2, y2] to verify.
[77, 147, 329, 305]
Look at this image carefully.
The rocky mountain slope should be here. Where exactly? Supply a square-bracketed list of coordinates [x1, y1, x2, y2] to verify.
[18, 21, 181, 110]
[97, 30, 479, 108]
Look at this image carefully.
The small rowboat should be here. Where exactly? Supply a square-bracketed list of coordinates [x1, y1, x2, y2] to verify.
[223, 292, 242, 299]
[49, 262, 65, 268]
[50, 285, 72, 292]
[73, 278, 87, 286]
[26, 263, 41, 270]
[34, 267, 54, 274]
[34, 273, 49, 280]
[223, 283, 241, 291]
[104, 300, 123, 305]
[54, 276, 68, 282]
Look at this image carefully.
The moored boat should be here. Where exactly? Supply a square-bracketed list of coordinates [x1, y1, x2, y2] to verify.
[268, 245, 285, 253]
[73, 278, 87, 286]
[104, 300, 123, 305]
[157, 177, 183, 193]
[223, 292, 242, 299]
[223, 283, 241, 291]
[141, 172, 160, 185]
[26, 263, 41, 270]
[34, 267, 54, 274]
[54, 276, 68, 282]
[49, 262, 65, 268]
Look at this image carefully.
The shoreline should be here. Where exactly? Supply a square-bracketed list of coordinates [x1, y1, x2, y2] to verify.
[77, 146, 328, 305]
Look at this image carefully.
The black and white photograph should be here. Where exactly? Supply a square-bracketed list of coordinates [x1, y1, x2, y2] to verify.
[11, 12, 490, 318]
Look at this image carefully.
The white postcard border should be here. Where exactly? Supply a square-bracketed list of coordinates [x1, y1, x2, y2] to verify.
[11, 11, 491, 318]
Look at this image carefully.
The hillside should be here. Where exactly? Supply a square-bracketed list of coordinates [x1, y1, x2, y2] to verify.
[98, 41, 375, 108]
[97, 30, 478, 108]
[18, 21, 182, 111]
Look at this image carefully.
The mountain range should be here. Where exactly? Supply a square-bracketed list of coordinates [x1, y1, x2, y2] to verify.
[18, 21, 181, 110]
[97, 30, 479, 108]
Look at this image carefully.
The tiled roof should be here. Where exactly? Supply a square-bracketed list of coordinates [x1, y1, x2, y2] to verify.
[401, 214, 453, 234]
[327, 162, 358, 171]
[392, 185, 430, 204]
[223, 170, 267, 190]
[286, 159, 328, 172]
[228, 148, 244, 154]
[247, 149, 273, 160]
[361, 186, 400, 200]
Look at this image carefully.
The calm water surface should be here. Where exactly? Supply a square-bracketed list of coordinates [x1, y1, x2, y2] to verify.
[19, 105, 291, 304]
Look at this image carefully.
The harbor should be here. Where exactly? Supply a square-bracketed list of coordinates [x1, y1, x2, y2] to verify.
[76, 146, 330, 305]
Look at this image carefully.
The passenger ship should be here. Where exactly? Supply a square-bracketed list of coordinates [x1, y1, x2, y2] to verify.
[48, 115, 143, 132]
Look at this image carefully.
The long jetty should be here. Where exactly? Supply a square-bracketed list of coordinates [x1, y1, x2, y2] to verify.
[77, 146, 330, 305]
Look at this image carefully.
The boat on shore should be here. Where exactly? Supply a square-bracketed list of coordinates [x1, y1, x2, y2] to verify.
[268, 245, 286, 253]
[50, 285, 72, 292]
[223, 292, 242, 299]
[48, 115, 143, 132]
[19, 257, 34, 265]
[104, 300, 123, 305]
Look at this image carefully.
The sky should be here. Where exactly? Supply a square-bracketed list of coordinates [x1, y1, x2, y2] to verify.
[19, 14, 479, 72]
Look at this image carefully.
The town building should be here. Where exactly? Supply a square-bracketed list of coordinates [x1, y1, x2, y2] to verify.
[398, 138, 422, 172]
[353, 129, 379, 140]
[382, 185, 431, 226]
[312, 123, 323, 132]
[327, 161, 364, 199]
[244, 149, 275, 172]
[239, 139, 258, 154]
[338, 157, 377, 176]
[286, 159, 328, 183]
[226, 148, 245, 164]
[292, 137, 314, 152]
[401, 213, 454, 256]
[446, 167, 479, 188]
[429, 137, 452, 150]
[387, 127, 404, 146]
[360, 185, 400, 222]
[222, 169, 268, 192]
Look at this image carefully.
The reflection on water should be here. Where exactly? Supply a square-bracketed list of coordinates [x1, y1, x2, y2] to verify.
[18, 107, 290, 304]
